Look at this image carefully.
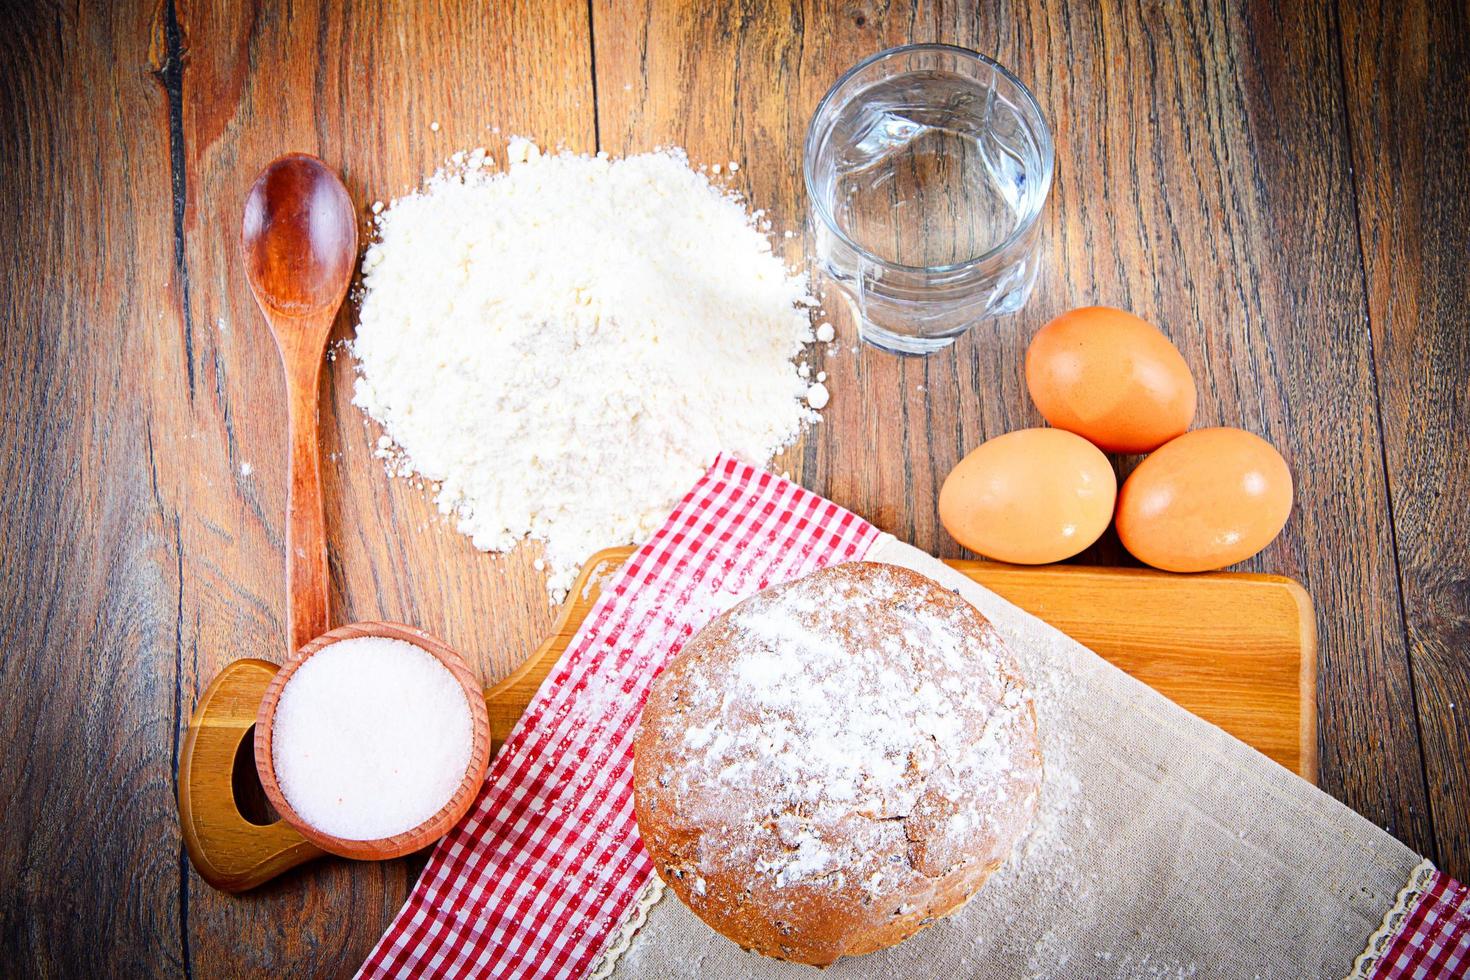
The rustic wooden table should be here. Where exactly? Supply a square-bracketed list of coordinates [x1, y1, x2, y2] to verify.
[2, 0, 1466, 975]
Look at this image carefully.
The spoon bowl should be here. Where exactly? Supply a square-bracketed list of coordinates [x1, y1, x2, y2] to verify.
[243, 153, 358, 318]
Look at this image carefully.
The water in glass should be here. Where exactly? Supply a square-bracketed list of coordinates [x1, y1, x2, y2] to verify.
[806, 46, 1052, 355]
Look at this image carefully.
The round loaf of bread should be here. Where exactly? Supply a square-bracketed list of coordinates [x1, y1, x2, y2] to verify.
[633, 561, 1042, 966]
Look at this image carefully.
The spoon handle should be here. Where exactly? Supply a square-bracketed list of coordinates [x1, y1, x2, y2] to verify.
[279, 323, 332, 652]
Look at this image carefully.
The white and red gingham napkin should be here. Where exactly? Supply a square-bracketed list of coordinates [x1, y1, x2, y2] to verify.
[1357, 867, 1470, 979]
[358, 454, 878, 979]
[359, 454, 1470, 980]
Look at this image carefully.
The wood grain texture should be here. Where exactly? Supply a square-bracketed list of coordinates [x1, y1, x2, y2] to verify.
[1338, 0, 1470, 879]
[167, 2, 592, 975]
[0, 1, 186, 974]
[590, 0, 1434, 857]
[961, 561, 1318, 780]
[492, 548, 1318, 776]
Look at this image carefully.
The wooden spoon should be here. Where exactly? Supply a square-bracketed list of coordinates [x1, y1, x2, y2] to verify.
[241, 152, 357, 651]
[175, 155, 490, 886]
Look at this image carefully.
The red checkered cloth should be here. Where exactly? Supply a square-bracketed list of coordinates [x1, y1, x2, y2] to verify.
[1365, 867, 1470, 979]
[358, 455, 879, 979]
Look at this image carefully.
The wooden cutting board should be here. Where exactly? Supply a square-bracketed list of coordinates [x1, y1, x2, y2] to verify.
[180, 546, 1315, 891]
[485, 547, 1317, 780]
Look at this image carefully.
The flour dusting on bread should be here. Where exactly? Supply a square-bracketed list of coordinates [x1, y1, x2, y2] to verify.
[633, 561, 1042, 965]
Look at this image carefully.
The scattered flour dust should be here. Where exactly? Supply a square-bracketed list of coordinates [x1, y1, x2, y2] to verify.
[352, 141, 826, 599]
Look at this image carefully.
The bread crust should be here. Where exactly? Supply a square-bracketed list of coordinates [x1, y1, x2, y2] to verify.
[633, 562, 1042, 966]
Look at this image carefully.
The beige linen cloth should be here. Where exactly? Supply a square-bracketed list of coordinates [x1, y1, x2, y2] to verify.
[597, 536, 1422, 979]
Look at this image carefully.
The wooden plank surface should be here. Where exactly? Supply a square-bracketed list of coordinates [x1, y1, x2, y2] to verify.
[959, 562, 1317, 779]
[0, 3, 187, 974]
[1338, 0, 1470, 876]
[0, 0, 1464, 976]
[485, 547, 1316, 776]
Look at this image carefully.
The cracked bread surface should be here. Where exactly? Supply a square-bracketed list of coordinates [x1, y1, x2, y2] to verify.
[633, 561, 1042, 966]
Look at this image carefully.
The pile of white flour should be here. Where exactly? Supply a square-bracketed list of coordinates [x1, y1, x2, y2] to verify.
[353, 142, 823, 598]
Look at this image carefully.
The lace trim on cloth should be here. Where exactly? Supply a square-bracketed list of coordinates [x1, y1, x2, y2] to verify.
[1346, 859, 1438, 979]
[590, 878, 666, 979]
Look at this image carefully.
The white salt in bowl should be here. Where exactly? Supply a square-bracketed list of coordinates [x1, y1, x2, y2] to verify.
[254, 622, 491, 860]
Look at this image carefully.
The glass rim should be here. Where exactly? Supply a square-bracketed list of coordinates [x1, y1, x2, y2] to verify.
[802, 43, 1055, 276]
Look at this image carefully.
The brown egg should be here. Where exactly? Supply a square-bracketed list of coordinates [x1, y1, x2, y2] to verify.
[939, 428, 1117, 565]
[1116, 427, 1293, 572]
[1026, 306, 1197, 454]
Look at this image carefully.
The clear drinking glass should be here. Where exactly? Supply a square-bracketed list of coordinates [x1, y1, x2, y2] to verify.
[804, 44, 1054, 355]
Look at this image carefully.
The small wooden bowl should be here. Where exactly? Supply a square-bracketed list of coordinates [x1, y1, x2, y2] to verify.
[254, 621, 491, 860]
